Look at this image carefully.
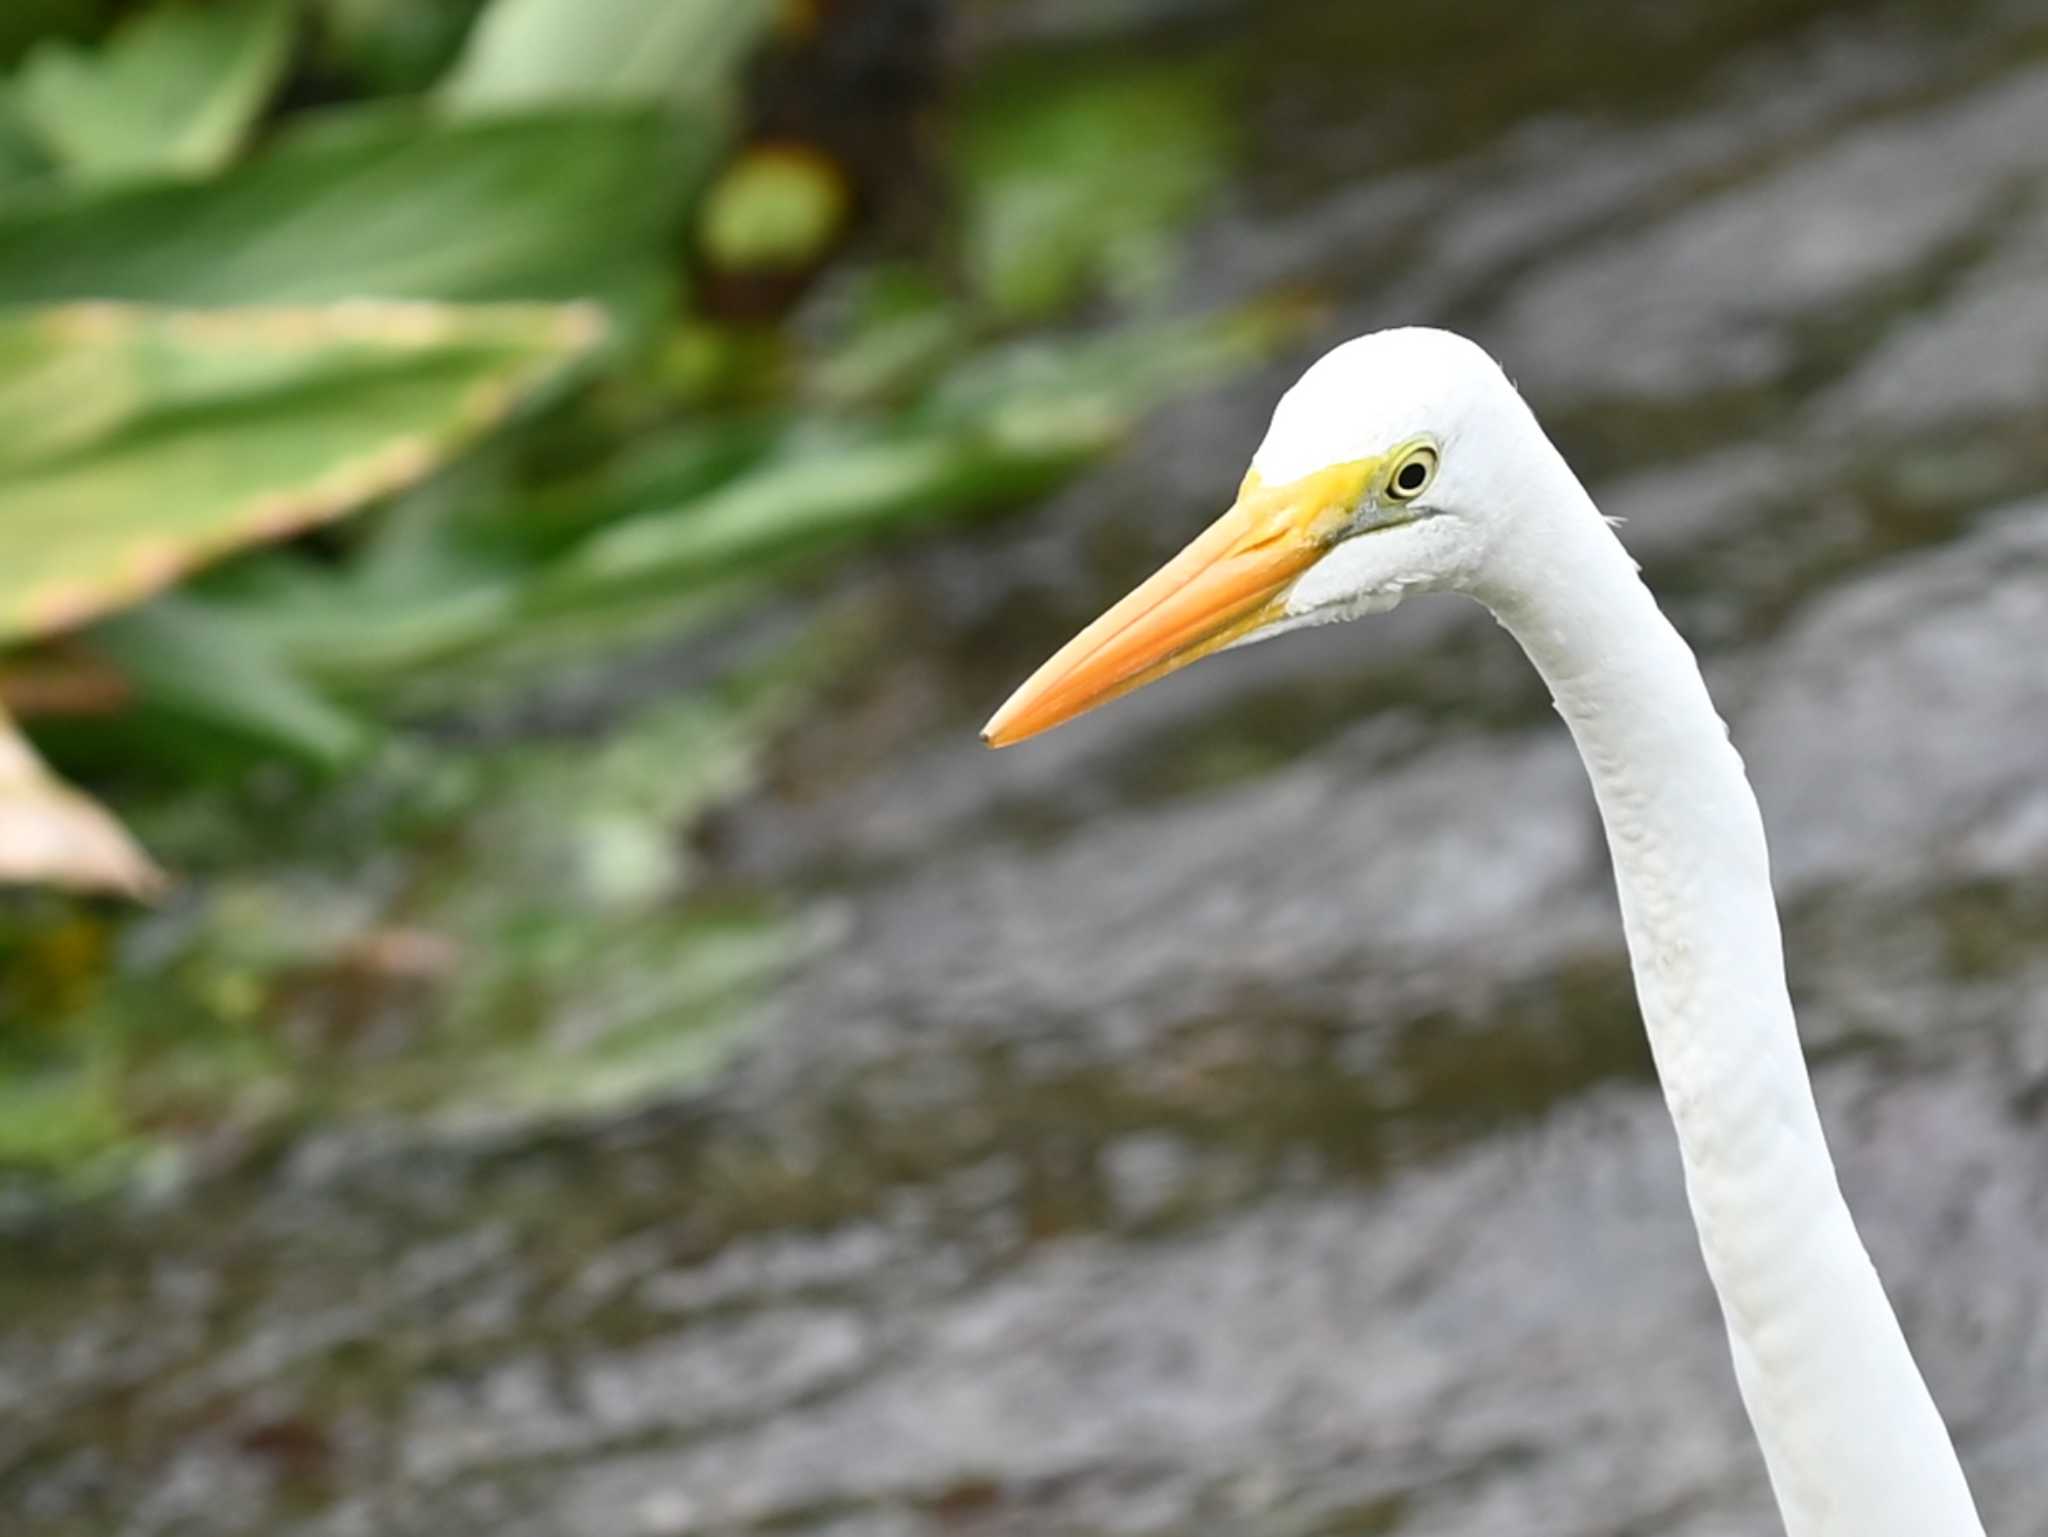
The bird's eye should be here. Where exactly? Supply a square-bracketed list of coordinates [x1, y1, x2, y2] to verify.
[1387, 446, 1438, 504]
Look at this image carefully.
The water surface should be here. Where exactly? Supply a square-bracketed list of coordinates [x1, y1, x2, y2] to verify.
[8, 2, 2048, 1532]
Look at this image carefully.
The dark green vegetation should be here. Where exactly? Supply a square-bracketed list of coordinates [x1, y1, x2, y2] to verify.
[0, 0, 1272, 1179]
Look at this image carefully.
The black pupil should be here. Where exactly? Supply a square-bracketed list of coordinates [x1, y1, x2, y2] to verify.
[1397, 460, 1427, 492]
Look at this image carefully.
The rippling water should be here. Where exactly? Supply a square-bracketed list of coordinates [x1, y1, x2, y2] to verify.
[7, 1, 2048, 1532]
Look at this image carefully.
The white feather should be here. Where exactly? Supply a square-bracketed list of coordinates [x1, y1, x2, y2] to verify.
[1244, 328, 1985, 1537]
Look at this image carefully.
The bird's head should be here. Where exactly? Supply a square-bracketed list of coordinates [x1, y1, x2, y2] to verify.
[984, 327, 1547, 747]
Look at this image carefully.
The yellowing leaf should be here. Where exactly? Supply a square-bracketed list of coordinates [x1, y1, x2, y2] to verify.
[0, 300, 607, 645]
[699, 146, 851, 274]
[0, 707, 162, 898]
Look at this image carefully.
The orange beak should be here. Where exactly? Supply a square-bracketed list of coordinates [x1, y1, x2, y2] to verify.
[983, 458, 1377, 748]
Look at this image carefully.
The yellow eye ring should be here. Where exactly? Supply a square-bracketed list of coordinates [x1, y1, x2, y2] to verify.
[1386, 445, 1439, 504]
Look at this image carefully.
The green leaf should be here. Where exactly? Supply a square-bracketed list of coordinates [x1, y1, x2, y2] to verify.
[0, 99, 51, 205]
[0, 705, 162, 897]
[312, 0, 488, 95]
[542, 430, 999, 601]
[441, 0, 771, 117]
[0, 299, 606, 645]
[805, 266, 966, 408]
[962, 58, 1233, 320]
[12, 0, 296, 180]
[0, 104, 695, 315]
[542, 311, 1280, 604]
[0, 2, 121, 74]
[91, 596, 372, 770]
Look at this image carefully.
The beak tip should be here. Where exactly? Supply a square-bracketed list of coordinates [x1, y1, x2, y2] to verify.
[982, 687, 1035, 748]
[977, 468, 1347, 757]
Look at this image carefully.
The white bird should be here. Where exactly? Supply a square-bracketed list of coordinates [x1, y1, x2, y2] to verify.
[983, 328, 1985, 1536]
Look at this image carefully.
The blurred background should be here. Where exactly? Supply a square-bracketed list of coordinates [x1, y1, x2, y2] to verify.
[1, 0, 2045, 1532]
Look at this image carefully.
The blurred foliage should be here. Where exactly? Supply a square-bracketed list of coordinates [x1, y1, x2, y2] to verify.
[439, 0, 771, 117]
[12, 0, 293, 180]
[0, 2, 122, 72]
[0, 106, 694, 312]
[964, 56, 1231, 319]
[0, 623, 835, 1179]
[0, 0, 1258, 1183]
[311, 0, 488, 95]
[700, 144, 852, 276]
[0, 301, 605, 646]
[0, 720, 159, 901]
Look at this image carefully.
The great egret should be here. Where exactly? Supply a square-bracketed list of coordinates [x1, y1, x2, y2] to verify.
[983, 329, 1985, 1536]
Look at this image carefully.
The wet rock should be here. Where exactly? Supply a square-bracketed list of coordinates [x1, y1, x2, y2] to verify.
[403, 1307, 872, 1484]
[521, 1075, 2041, 1537]
[1490, 62, 2048, 407]
[1814, 201, 2048, 437]
[1742, 503, 2048, 891]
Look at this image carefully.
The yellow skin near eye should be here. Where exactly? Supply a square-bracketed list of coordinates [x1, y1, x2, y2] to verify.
[1237, 434, 1440, 551]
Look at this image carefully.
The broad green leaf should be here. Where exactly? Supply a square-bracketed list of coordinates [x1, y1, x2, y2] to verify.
[542, 431, 1004, 602]
[962, 58, 1232, 320]
[805, 266, 966, 408]
[313, 0, 488, 95]
[542, 313, 1274, 604]
[0, 299, 607, 645]
[442, 0, 771, 117]
[0, 100, 50, 205]
[0, 705, 161, 896]
[11, 0, 294, 179]
[0, 104, 695, 314]
[92, 597, 372, 770]
[0, 2, 119, 73]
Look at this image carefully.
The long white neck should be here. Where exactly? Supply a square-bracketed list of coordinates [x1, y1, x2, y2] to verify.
[1471, 444, 1984, 1537]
